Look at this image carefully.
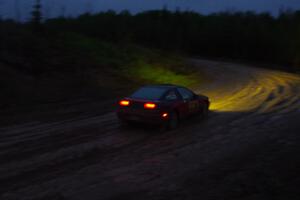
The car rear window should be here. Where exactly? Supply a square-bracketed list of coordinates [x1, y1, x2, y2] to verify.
[131, 87, 167, 100]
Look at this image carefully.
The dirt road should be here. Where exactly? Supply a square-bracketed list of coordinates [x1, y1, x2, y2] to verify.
[1, 59, 300, 200]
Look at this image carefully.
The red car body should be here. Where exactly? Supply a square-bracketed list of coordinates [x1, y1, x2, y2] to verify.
[117, 84, 210, 128]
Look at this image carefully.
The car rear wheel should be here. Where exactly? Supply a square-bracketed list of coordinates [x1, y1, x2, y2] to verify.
[168, 111, 179, 130]
[202, 103, 209, 118]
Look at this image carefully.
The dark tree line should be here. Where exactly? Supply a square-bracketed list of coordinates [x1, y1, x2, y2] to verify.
[44, 9, 300, 71]
[1, 7, 300, 72]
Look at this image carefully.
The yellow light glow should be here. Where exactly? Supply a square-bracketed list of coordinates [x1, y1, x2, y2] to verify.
[195, 68, 300, 113]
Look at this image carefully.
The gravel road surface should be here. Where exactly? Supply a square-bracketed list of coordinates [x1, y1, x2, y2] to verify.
[1, 59, 299, 200]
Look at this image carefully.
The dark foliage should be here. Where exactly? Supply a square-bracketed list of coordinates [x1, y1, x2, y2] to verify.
[44, 9, 300, 72]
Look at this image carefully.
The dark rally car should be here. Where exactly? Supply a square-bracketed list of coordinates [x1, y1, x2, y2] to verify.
[117, 84, 210, 129]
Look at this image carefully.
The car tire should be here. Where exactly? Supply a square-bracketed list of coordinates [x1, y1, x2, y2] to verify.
[168, 111, 179, 130]
[202, 103, 209, 118]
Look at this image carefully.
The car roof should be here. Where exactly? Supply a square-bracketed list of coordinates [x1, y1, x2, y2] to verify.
[144, 84, 179, 89]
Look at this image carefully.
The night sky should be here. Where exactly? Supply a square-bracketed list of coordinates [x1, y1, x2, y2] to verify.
[1, 0, 300, 20]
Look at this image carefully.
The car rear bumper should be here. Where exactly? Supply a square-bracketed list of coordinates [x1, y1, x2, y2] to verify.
[117, 109, 168, 124]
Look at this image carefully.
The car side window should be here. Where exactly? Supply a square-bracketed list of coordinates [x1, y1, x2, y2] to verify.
[165, 90, 178, 101]
[177, 88, 194, 100]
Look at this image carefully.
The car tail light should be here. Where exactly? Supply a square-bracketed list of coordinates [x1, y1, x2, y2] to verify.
[119, 100, 130, 106]
[144, 103, 156, 109]
[162, 113, 169, 118]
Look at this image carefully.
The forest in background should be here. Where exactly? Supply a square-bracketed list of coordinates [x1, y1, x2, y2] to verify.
[0, 3, 199, 108]
[1, 3, 300, 109]
[1, 6, 300, 73]
[44, 9, 300, 72]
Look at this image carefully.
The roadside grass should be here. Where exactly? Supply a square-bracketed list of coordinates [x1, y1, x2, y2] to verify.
[60, 32, 203, 89]
[126, 61, 198, 87]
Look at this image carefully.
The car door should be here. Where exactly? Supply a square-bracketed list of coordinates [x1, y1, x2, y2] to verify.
[177, 87, 200, 116]
[162, 89, 185, 115]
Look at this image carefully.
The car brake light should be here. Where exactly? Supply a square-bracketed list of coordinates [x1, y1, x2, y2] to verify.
[119, 100, 130, 106]
[144, 103, 156, 109]
[162, 113, 169, 118]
